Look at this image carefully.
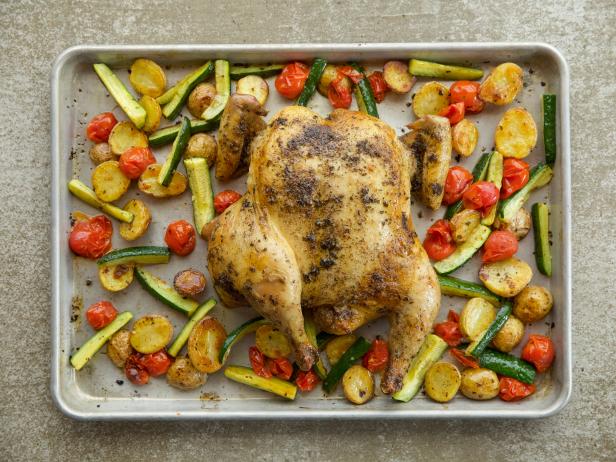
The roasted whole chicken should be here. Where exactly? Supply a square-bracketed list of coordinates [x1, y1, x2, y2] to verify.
[207, 96, 441, 394]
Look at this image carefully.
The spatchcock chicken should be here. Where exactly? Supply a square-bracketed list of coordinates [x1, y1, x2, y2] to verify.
[207, 95, 440, 394]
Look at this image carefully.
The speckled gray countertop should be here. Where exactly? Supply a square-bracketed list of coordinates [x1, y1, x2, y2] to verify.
[1, 0, 615, 460]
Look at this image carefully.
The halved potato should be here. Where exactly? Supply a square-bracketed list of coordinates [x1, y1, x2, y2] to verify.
[513, 285, 553, 323]
[174, 269, 207, 298]
[424, 361, 461, 403]
[236, 75, 269, 106]
[140, 95, 162, 133]
[318, 65, 351, 96]
[119, 199, 151, 240]
[494, 208, 531, 240]
[138, 163, 187, 198]
[460, 368, 499, 400]
[479, 62, 523, 106]
[342, 365, 374, 405]
[167, 356, 207, 390]
[89, 142, 114, 165]
[450, 209, 481, 244]
[492, 315, 524, 353]
[188, 317, 227, 373]
[494, 107, 537, 159]
[107, 329, 134, 368]
[255, 324, 292, 359]
[452, 118, 479, 157]
[383, 61, 415, 94]
[130, 315, 174, 354]
[108, 121, 149, 156]
[479, 257, 533, 298]
[412, 81, 449, 118]
[98, 263, 134, 292]
[91, 160, 131, 202]
[459, 297, 496, 341]
[188, 83, 217, 118]
[325, 334, 357, 366]
[185, 133, 217, 167]
[129, 58, 167, 98]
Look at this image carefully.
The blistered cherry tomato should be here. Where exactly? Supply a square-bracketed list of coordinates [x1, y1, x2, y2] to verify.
[86, 112, 118, 143]
[337, 66, 364, 84]
[434, 310, 463, 347]
[164, 220, 196, 256]
[140, 350, 172, 377]
[69, 215, 113, 259]
[499, 377, 536, 401]
[125, 353, 150, 385]
[367, 71, 389, 103]
[118, 147, 156, 179]
[439, 102, 465, 125]
[214, 190, 242, 214]
[267, 357, 294, 381]
[443, 166, 474, 205]
[462, 181, 500, 217]
[295, 369, 320, 392]
[501, 158, 530, 199]
[521, 335, 555, 373]
[423, 219, 456, 261]
[449, 348, 479, 369]
[362, 337, 389, 372]
[249, 346, 272, 378]
[482, 230, 519, 263]
[85, 300, 118, 330]
[275, 62, 310, 99]
[327, 77, 352, 109]
[449, 81, 485, 113]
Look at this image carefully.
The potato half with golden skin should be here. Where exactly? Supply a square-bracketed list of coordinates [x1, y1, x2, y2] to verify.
[513, 285, 554, 323]
[89, 142, 114, 165]
[187, 83, 216, 118]
[107, 329, 134, 368]
[412, 81, 449, 118]
[173, 269, 207, 298]
[167, 357, 207, 390]
[479, 257, 533, 298]
[184, 133, 217, 167]
[495, 107, 537, 159]
[479, 62, 523, 106]
[342, 365, 374, 404]
[460, 368, 499, 400]
[492, 315, 525, 352]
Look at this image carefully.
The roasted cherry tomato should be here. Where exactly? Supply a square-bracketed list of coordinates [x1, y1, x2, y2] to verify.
[125, 353, 150, 385]
[85, 300, 118, 330]
[423, 219, 456, 261]
[521, 335, 555, 373]
[337, 66, 364, 84]
[362, 337, 389, 372]
[214, 190, 242, 214]
[86, 112, 118, 143]
[482, 230, 519, 263]
[327, 77, 352, 109]
[69, 215, 113, 259]
[438, 102, 465, 125]
[164, 220, 196, 256]
[501, 158, 530, 199]
[462, 181, 500, 217]
[449, 348, 480, 369]
[443, 166, 474, 205]
[499, 377, 536, 401]
[249, 346, 272, 378]
[434, 310, 463, 347]
[295, 369, 320, 392]
[140, 350, 172, 377]
[275, 62, 310, 99]
[449, 81, 485, 113]
[267, 357, 294, 381]
[118, 147, 156, 179]
[367, 71, 389, 103]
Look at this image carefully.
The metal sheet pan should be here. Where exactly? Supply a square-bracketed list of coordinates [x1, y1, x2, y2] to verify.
[51, 43, 571, 420]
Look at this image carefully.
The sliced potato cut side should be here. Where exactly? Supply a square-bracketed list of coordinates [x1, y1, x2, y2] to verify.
[236, 75, 269, 106]
[130, 315, 174, 354]
[129, 58, 167, 98]
[98, 263, 134, 292]
[495, 107, 537, 159]
[108, 120, 149, 156]
[450, 209, 481, 244]
[452, 118, 478, 157]
[479, 257, 533, 298]
[187, 316, 227, 373]
[459, 297, 497, 341]
[255, 324, 292, 359]
[138, 163, 187, 198]
[91, 160, 131, 202]
[383, 61, 415, 94]
[119, 199, 151, 241]
[140, 95, 162, 133]
[479, 62, 523, 106]
[424, 361, 461, 403]
[342, 365, 374, 404]
[460, 368, 499, 400]
[412, 81, 449, 118]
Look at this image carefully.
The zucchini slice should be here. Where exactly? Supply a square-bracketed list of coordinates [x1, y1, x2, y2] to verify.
[481, 151, 504, 226]
[219, 316, 270, 364]
[149, 119, 219, 147]
[183, 157, 215, 237]
[70, 311, 133, 370]
[438, 275, 502, 306]
[162, 61, 214, 120]
[433, 225, 491, 275]
[158, 116, 191, 187]
[296, 58, 328, 107]
[97, 246, 170, 267]
[444, 151, 493, 219]
[392, 334, 448, 402]
[323, 336, 371, 394]
[498, 163, 553, 224]
[167, 299, 217, 357]
[134, 267, 199, 316]
[304, 317, 328, 380]
[351, 62, 378, 117]
[466, 301, 512, 357]
[409, 59, 483, 80]
[230, 64, 284, 80]
[543, 94, 557, 166]
[93, 63, 146, 128]
[68, 179, 134, 223]
[477, 348, 536, 384]
[532, 202, 552, 276]
[224, 365, 297, 400]
[202, 60, 231, 121]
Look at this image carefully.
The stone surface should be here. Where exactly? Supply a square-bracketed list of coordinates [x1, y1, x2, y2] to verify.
[1, 0, 615, 460]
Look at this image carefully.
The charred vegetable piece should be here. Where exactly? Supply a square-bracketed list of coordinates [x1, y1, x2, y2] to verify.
[91, 160, 131, 203]
[173, 269, 207, 298]
[138, 163, 188, 198]
[119, 199, 151, 241]
[167, 356, 207, 390]
[188, 316, 227, 373]
[98, 263, 134, 292]
[479, 62, 523, 105]
[479, 257, 533, 298]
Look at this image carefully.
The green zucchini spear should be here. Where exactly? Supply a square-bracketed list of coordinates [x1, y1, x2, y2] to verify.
[296, 58, 327, 106]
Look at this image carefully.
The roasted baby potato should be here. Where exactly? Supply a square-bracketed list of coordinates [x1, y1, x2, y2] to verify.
[479, 62, 523, 106]
[173, 269, 207, 298]
[479, 257, 533, 298]
[412, 81, 449, 118]
[138, 163, 187, 198]
[130, 315, 174, 354]
[513, 285, 554, 323]
[98, 263, 134, 292]
[383, 61, 414, 94]
[106, 329, 134, 368]
[108, 120, 149, 156]
[318, 65, 351, 96]
[236, 75, 269, 106]
[452, 118, 479, 157]
[89, 142, 114, 165]
[167, 356, 207, 390]
[494, 208, 531, 240]
[255, 324, 292, 359]
[424, 361, 461, 403]
[460, 297, 496, 341]
[129, 58, 167, 98]
[91, 160, 131, 202]
[492, 315, 525, 353]
[119, 199, 151, 241]
[494, 107, 537, 159]
[450, 209, 481, 244]
[184, 133, 217, 167]
[187, 82, 216, 118]
[140, 95, 162, 133]
[342, 365, 374, 405]
[188, 317, 227, 373]
[460, 368, 499, 400]
[325, 334, 357, 366]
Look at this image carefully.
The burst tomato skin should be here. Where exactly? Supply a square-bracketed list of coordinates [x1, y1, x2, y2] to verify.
[118, 147, 156, 179]
[449, 348, 479, 369]
[327, 78, 352, 109]
[86, 300, 118, 330]
[482, 230, 519, 263]
[521, 335, 555, 373]
[295, 369, 320, 392]
[267, 357, 294, 380]
[501, 158, 530, 199]
[249, 346, 272, 378]
[449, 81, 485, 113]
[337, 66, 364, 84]
[499, 377, 536, 401]
[275, 62, 310, 99]
[214, 190, 242, 214]
[86, 112, 118, 143]
[434, 310, 463, 346]
[367, 71, 389, 103]
[443, 166, 474, 205]
[439, 102, 465, 125]
[423, 219, 456, 261]
[125, 353, 150, 385]
[164, 220, 196, 256]
[69, 215, 113, 259]
[362, 337, 389, 372]
[462, 181, 500, 217]
[140, 350, 172, 377]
